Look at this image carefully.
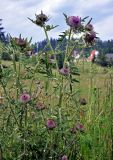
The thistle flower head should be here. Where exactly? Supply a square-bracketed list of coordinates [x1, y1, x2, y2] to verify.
[76, 123, 85, 132]
[46, 119, 56, 130]
[85, 24, 94, 31]
[61, 155, 68, 160]
[20, 93, 31, 103]
[59, 67, 70, 76]
[28, 11, 49, 27]
[11, 37, 27, 48]
[35, 11, 49, 26]
[70, 127, 77, 134]
[79, 98, 87, 105]
[67, 16, 81, 28]
[84, 31, 96, 44]
[15, 38, 26, 47]
[36, 102, 46, 110]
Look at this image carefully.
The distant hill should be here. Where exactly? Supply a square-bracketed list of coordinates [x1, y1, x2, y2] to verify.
[37, 38, 113, 56]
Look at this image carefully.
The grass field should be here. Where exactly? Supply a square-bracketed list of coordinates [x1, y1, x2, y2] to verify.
[0, 59, 113, 160]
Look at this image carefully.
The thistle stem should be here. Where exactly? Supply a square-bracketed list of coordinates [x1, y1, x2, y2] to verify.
[64, 28, 72, 66]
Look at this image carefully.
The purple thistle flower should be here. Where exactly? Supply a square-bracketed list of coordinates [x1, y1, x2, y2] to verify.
[59, 67, 70, 76]
[13, 37, 26, 47]
[61, 155, 68, 160]
[76, 123, 85, 132]
[36, 102, 46, 110]
[67, 16, 81, 28]
[84, 31, 96, 44]
[70, 127, 77, 134]
[79, 98, 87, 105]
[85, 24, 94, 31]
[46, 119, 56, 130]
[20, 93, 31, 103]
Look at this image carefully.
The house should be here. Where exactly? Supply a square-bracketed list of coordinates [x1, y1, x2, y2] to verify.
[88, 50, 99, 62]
[105, 53, 113, 61]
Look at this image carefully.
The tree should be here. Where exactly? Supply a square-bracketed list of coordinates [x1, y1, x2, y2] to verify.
[0, 19, 6, 43]
[0, 19, 9, 44]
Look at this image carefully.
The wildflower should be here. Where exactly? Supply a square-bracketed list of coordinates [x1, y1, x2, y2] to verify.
[20, 93, 31, 103]
[76, 123, 85, 132]
[14, 37, 26, 47]
[84, 31, 96, 44]
[48, 55, 55, 64]
[36, 102, 46, 110]
[59, 67, 70, 76]
[67, 16, 81, 28]
[79, 98, 87, 105]
[70, 127, 77, 134]
[36, 11, 48, 26]
[85, 24, 94, 31]
[80, 111, 85, 118]
[46, 119, 56, 130]
[61, 155, 68, 160]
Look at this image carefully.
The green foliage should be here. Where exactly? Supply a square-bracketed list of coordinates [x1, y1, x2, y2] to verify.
[1, 11, 113, 160]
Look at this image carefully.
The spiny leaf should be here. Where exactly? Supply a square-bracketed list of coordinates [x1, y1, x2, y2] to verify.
[87, 18, 93, 25]
[28, 17, 36, 24]
[82, 16, 89, 21]
[71, 79, 79, 83]
[63, 13, 68, 19]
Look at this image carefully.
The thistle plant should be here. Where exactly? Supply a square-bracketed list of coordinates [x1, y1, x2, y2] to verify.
[0, 10, 100, 160]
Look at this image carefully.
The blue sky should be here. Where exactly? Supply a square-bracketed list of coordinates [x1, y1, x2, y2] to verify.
[0, 0, 113, 43]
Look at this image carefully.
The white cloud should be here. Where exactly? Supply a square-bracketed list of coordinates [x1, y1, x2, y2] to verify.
[36, 0, 68, 16]
[0, 0, 113, 42]
[80, 0, 112, 9]
[71, 0, 112, 16]
[0, 0, 69, 42]
[95, 15, 113, 40]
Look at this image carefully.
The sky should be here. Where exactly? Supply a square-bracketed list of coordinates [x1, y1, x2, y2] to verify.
[0, 0, 113, 43]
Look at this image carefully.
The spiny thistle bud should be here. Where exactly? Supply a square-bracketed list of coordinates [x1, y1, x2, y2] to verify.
[76, 123, 85, 132]
[79, 98, 87, 105]
[46, 119, 56, 130]
[70, 126, 77, 134]
[14, 37, 26, 48]
[28, 11, 49, 27]
[84, 31, 96, 44]
[35, 11, 49, 27]
[36, 102, 46, 110]
[85, 24, 94, 31]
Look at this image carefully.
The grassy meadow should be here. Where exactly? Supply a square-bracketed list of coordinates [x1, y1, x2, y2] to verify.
[0, 59, 113, 160]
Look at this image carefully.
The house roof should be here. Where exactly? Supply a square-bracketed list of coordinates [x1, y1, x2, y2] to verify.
[105, 54, 113, 59]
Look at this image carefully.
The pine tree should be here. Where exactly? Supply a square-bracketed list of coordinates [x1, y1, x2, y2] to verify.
[0, 19, 7, 43]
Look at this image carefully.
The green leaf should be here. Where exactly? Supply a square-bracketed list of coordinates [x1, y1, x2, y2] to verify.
[71, 79, 79, 83]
